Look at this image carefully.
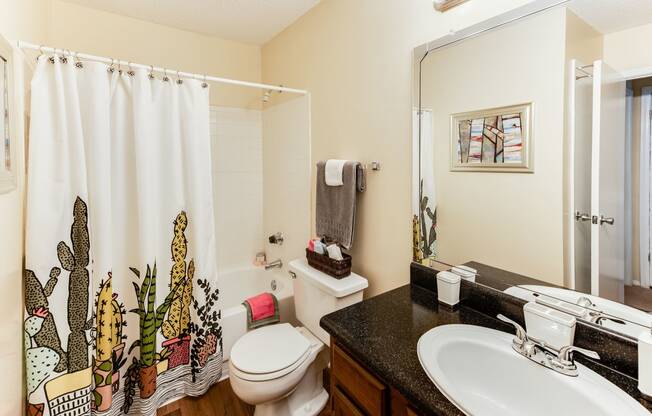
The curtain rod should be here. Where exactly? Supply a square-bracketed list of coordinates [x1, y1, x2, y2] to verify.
[17, 41, 308, 95]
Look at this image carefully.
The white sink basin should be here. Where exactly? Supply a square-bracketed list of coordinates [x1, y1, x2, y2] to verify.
[504, 285, 652, 338]
[417, 325, 649, 416]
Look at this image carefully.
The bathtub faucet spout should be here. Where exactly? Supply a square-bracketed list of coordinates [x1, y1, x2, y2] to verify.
[265, 259, 283, 270]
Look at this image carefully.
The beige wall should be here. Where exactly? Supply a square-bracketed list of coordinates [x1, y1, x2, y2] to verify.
[421, 8, 567, 284]
[263, 97, 311, 276]
[48, 0, 261, 108]
[262, 0, 534, 296]
[0, 2, 52, 414]
[604, 22, 652, 75]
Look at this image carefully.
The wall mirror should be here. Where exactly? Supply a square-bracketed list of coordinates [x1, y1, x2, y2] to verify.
[0, 34, 16, 194]
[413, 0, 652, 339]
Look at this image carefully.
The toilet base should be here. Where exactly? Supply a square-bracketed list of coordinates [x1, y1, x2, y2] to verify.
[253, 348, 329, 416]
[253, 388, 328, 416]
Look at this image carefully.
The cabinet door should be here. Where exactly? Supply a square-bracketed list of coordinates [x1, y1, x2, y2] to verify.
[331, 344, 387, 415]
[333, 387, 365, 416]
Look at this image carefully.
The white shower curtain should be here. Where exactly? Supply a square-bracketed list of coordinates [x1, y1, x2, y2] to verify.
[412, 108, 437, 261]
[24, 56, 221, 416]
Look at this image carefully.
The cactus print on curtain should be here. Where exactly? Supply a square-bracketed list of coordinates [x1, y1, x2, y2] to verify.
[25, 55, 220, 416]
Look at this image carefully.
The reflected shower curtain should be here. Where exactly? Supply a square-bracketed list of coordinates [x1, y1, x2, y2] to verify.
[412, 109, 437, 261]
[24, 56, 222, 416]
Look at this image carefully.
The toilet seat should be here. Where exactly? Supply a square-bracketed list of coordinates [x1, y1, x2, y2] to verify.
[230, 324, 316, 382]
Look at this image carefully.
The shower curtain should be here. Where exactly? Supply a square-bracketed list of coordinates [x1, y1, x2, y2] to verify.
[412, 109, 437, 261]
[24, 56, 222, 416]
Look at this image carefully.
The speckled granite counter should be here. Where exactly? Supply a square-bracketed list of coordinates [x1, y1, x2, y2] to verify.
[320, 284, 652, 415]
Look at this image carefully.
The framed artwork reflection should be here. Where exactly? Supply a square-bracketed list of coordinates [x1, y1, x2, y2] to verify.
[450, 103, 533, 173]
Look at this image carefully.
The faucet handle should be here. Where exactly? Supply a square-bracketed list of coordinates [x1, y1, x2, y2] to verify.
[497, 314, 528, 346]
[557, 345, 600, 365]
[268, 232, 284, 245]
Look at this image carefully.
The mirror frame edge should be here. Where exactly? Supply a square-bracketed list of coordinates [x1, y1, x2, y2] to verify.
[0, 33, 17, 195]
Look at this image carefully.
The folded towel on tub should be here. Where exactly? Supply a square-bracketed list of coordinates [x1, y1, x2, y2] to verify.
[243, 292, 280, 330]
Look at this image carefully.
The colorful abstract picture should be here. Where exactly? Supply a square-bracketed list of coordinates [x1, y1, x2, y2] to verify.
[450, 103, 533, 172]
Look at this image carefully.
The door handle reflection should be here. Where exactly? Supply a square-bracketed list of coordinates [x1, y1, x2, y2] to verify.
[574, 211, 591, 222]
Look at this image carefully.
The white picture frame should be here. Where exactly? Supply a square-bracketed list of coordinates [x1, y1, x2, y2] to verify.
[0, 34, 16, 194]
[450, 102, 534, 173]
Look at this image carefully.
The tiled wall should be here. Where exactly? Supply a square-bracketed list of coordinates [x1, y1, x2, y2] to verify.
[210, 106, 263, 271]
[262, 96, 311, 272]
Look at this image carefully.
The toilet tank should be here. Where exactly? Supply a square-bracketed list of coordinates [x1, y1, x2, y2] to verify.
[288, 259, 368, 346]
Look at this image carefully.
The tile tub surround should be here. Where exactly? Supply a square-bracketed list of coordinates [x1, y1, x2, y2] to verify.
[320, 284, 652, 415]
[411, 262, 640, 379]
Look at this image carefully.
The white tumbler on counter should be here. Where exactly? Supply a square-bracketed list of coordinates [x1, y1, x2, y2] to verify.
[436, 271, 461, 307]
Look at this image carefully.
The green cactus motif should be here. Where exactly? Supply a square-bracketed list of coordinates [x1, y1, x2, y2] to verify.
[92, 271, 127, 409]
[25, 308, 60, 396]
[129, 263, 180, 367]
[24, 196, 93, 375]
[122, 263, 181, 412]
[24, 268, 66, 372]
[161, 212, 194, 339]
[418, 179, 437, 260]
[94, 273, 126, 362]
[56, 196, 92, 373]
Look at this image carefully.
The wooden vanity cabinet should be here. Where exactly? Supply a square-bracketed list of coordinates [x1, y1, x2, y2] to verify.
[329, 339, 422, 416]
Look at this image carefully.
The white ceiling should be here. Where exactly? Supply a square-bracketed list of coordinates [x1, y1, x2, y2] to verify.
[61, 0, 321, 45]
[569, 0, 652, 34]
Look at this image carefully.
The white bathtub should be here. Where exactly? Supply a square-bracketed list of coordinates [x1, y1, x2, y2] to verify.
[219, 266, 296, 367]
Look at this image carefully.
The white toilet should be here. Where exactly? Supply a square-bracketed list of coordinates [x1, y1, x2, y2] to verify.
[229, 258, 368, 416]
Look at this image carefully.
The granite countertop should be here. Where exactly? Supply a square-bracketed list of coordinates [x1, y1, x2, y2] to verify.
[320, 284, 651, 415]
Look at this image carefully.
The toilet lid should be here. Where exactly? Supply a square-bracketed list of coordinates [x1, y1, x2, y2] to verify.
[231, 323, 311, 375]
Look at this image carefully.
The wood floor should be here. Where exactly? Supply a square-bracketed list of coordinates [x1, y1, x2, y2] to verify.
[157, 379, 331, 416]
[157, 379, 254, 416]
[625, 285, 652, 312]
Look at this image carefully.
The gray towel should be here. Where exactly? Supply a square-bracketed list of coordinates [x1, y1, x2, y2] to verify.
[316, 161, 365, 249]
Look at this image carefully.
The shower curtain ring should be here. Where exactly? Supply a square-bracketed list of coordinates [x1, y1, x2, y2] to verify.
[117, 59, 123, 75]
[108, 58, 115, 73]
[37, 45, 44, 62]
[48, 48, 56, 64]
[202, 74, 208, 89]
[74, 51, 84, 69]
[162, 68, 170, 82]
[148, 65, 155, 80]
[176, 70, 183, 85]
[59, 49, 70, 64]
[127, 62, 135, 77]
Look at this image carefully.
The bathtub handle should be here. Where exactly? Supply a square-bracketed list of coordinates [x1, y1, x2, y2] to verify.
[288, 271, 297, 279]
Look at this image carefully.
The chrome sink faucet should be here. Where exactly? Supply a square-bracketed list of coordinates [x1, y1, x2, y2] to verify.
[497, 314, 600, 377]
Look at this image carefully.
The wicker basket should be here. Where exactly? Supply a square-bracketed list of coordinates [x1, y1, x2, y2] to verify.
[306, 248, 352, 279]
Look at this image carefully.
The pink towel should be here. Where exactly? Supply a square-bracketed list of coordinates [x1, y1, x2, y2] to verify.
[243, 293, 280, 329]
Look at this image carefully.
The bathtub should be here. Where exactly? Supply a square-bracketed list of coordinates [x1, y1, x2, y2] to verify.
[219, 266, 296, 372]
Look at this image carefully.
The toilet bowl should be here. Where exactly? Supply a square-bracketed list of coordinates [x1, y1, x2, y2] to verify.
[228, 259, 368, 416]
[229, 324, 328, 416]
